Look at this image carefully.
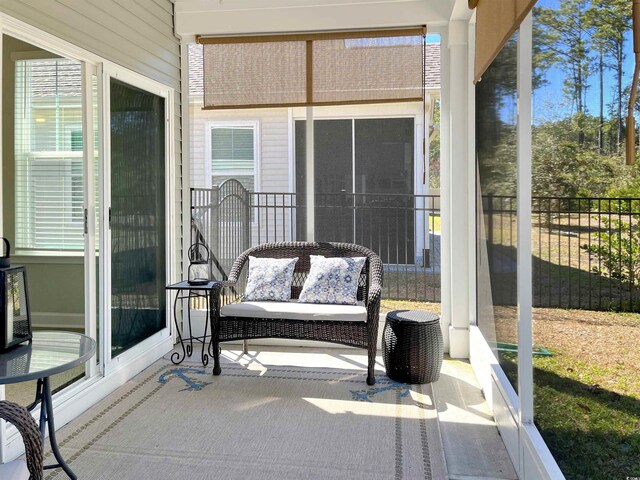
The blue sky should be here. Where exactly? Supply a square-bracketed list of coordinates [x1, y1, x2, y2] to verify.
[533, 0, 634, 121]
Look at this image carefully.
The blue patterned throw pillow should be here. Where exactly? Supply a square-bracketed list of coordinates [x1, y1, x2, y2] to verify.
[299, 255, 366, 305]
[244, 256, 299, 302]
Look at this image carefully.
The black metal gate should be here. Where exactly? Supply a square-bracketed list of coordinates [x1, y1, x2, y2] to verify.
[191, 180, 251, 280]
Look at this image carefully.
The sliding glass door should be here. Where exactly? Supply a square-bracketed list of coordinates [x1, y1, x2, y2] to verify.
[3, 36, 100, 403]
[294, 117, 414, 263]
[108, 78, 167, 358]
[295, 120, 353, 242]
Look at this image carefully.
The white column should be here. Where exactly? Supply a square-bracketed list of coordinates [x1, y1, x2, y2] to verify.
[180, 40, 193, 346]
[181, 40, 192, 274]
[445, 20, 471, 358]
[517, 12, 534, 429]
[305, 106, 315, 242]
[0, 19, 5, 457]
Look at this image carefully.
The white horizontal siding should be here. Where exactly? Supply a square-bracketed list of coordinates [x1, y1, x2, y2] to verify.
[189, 103, 292, 243]
[0, 0, 180, 88]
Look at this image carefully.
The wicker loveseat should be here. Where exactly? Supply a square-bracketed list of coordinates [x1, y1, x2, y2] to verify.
[210, 242, 383, 385]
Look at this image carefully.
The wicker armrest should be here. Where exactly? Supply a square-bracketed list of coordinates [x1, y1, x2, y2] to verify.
[367, 285, 382, 307]
[366, 253, 384, 307]
[0, 401, 43, 480]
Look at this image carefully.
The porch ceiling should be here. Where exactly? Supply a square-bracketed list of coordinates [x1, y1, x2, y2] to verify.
[174, 0, 465, 38]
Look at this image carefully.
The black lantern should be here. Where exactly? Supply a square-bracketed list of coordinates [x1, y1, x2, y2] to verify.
[0, 238, 32, 352]
[188, 243, 212, 285]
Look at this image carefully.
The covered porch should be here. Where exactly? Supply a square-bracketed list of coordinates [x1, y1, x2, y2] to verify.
[0, 0, 565, 479]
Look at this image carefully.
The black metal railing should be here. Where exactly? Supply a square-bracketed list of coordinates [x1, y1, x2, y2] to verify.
[192, 186, 441, 302]
[192, 186, 640, 311]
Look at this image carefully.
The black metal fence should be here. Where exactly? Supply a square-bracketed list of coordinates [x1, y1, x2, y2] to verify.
[483, 196, 640, 312]
[192, 186, 640, 312]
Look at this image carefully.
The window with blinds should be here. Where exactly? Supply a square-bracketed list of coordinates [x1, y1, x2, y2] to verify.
[210, 125, 256, 190]
[14, 58, 84, 251]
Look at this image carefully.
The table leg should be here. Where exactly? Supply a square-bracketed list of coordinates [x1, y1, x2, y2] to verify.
[186, 291, 195, 358]
[170, 290, 187, 364]
[207, 291, 215, 359]
[210, 289, 221, 375]
[200, 291, 210, 366]
[40, 377, 77, 479]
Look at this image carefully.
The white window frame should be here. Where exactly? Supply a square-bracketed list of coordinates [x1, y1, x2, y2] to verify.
[100, 64, 176, 376]
[204, 120, 260, 192]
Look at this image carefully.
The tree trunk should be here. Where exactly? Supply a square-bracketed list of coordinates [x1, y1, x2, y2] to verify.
[599, 49, 604, 154]
[577, 62, 585, 145]
[617, 46, 623, 152]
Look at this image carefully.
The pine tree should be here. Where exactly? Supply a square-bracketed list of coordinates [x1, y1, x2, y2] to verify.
[588, 0, 631, 153]
[536, 0, 594, 143]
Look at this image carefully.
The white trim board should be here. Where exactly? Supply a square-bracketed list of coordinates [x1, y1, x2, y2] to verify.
[174, 0, 453, 36]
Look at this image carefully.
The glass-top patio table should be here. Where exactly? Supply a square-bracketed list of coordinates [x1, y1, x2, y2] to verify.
[0, 331, 96, 480]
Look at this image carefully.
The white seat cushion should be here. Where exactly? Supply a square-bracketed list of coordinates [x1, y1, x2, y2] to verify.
[0, 459, 30, 480]
[221, 300, 367, 322]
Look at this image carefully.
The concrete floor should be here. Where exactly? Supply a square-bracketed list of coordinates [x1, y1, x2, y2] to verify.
[432, 357, 518, 480]
[3, 343, 517, 479]
[215, 345, 518, 480]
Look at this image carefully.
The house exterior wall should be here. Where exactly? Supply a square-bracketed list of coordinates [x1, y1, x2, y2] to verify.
[190, 101, 430, 191]
[189, 101, 433, 257]
[0, 0, 183, 275]
[190, 105, 290, 191]
[0, 0, 180, 94]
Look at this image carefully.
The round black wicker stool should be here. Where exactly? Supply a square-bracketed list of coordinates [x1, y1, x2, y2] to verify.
[383, 310, 443, 384]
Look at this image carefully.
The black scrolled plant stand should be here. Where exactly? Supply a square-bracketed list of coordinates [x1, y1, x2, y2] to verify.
[170, 288, 213, 366]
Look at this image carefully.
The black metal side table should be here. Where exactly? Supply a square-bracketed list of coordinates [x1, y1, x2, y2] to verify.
[166, 280, 218, 366]
[383, 310, 443, 384]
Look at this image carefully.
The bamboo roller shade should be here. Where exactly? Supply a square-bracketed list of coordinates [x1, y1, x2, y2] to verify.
[473, 0, 537, 83]
[197, 27, 426, 110]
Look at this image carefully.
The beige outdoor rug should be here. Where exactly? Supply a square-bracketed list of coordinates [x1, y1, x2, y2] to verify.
[43, 355, 448, 480]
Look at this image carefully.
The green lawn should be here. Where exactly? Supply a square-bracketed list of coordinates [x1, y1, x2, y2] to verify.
[496, 307, 640, 479]
[532, 354, 640, 480]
